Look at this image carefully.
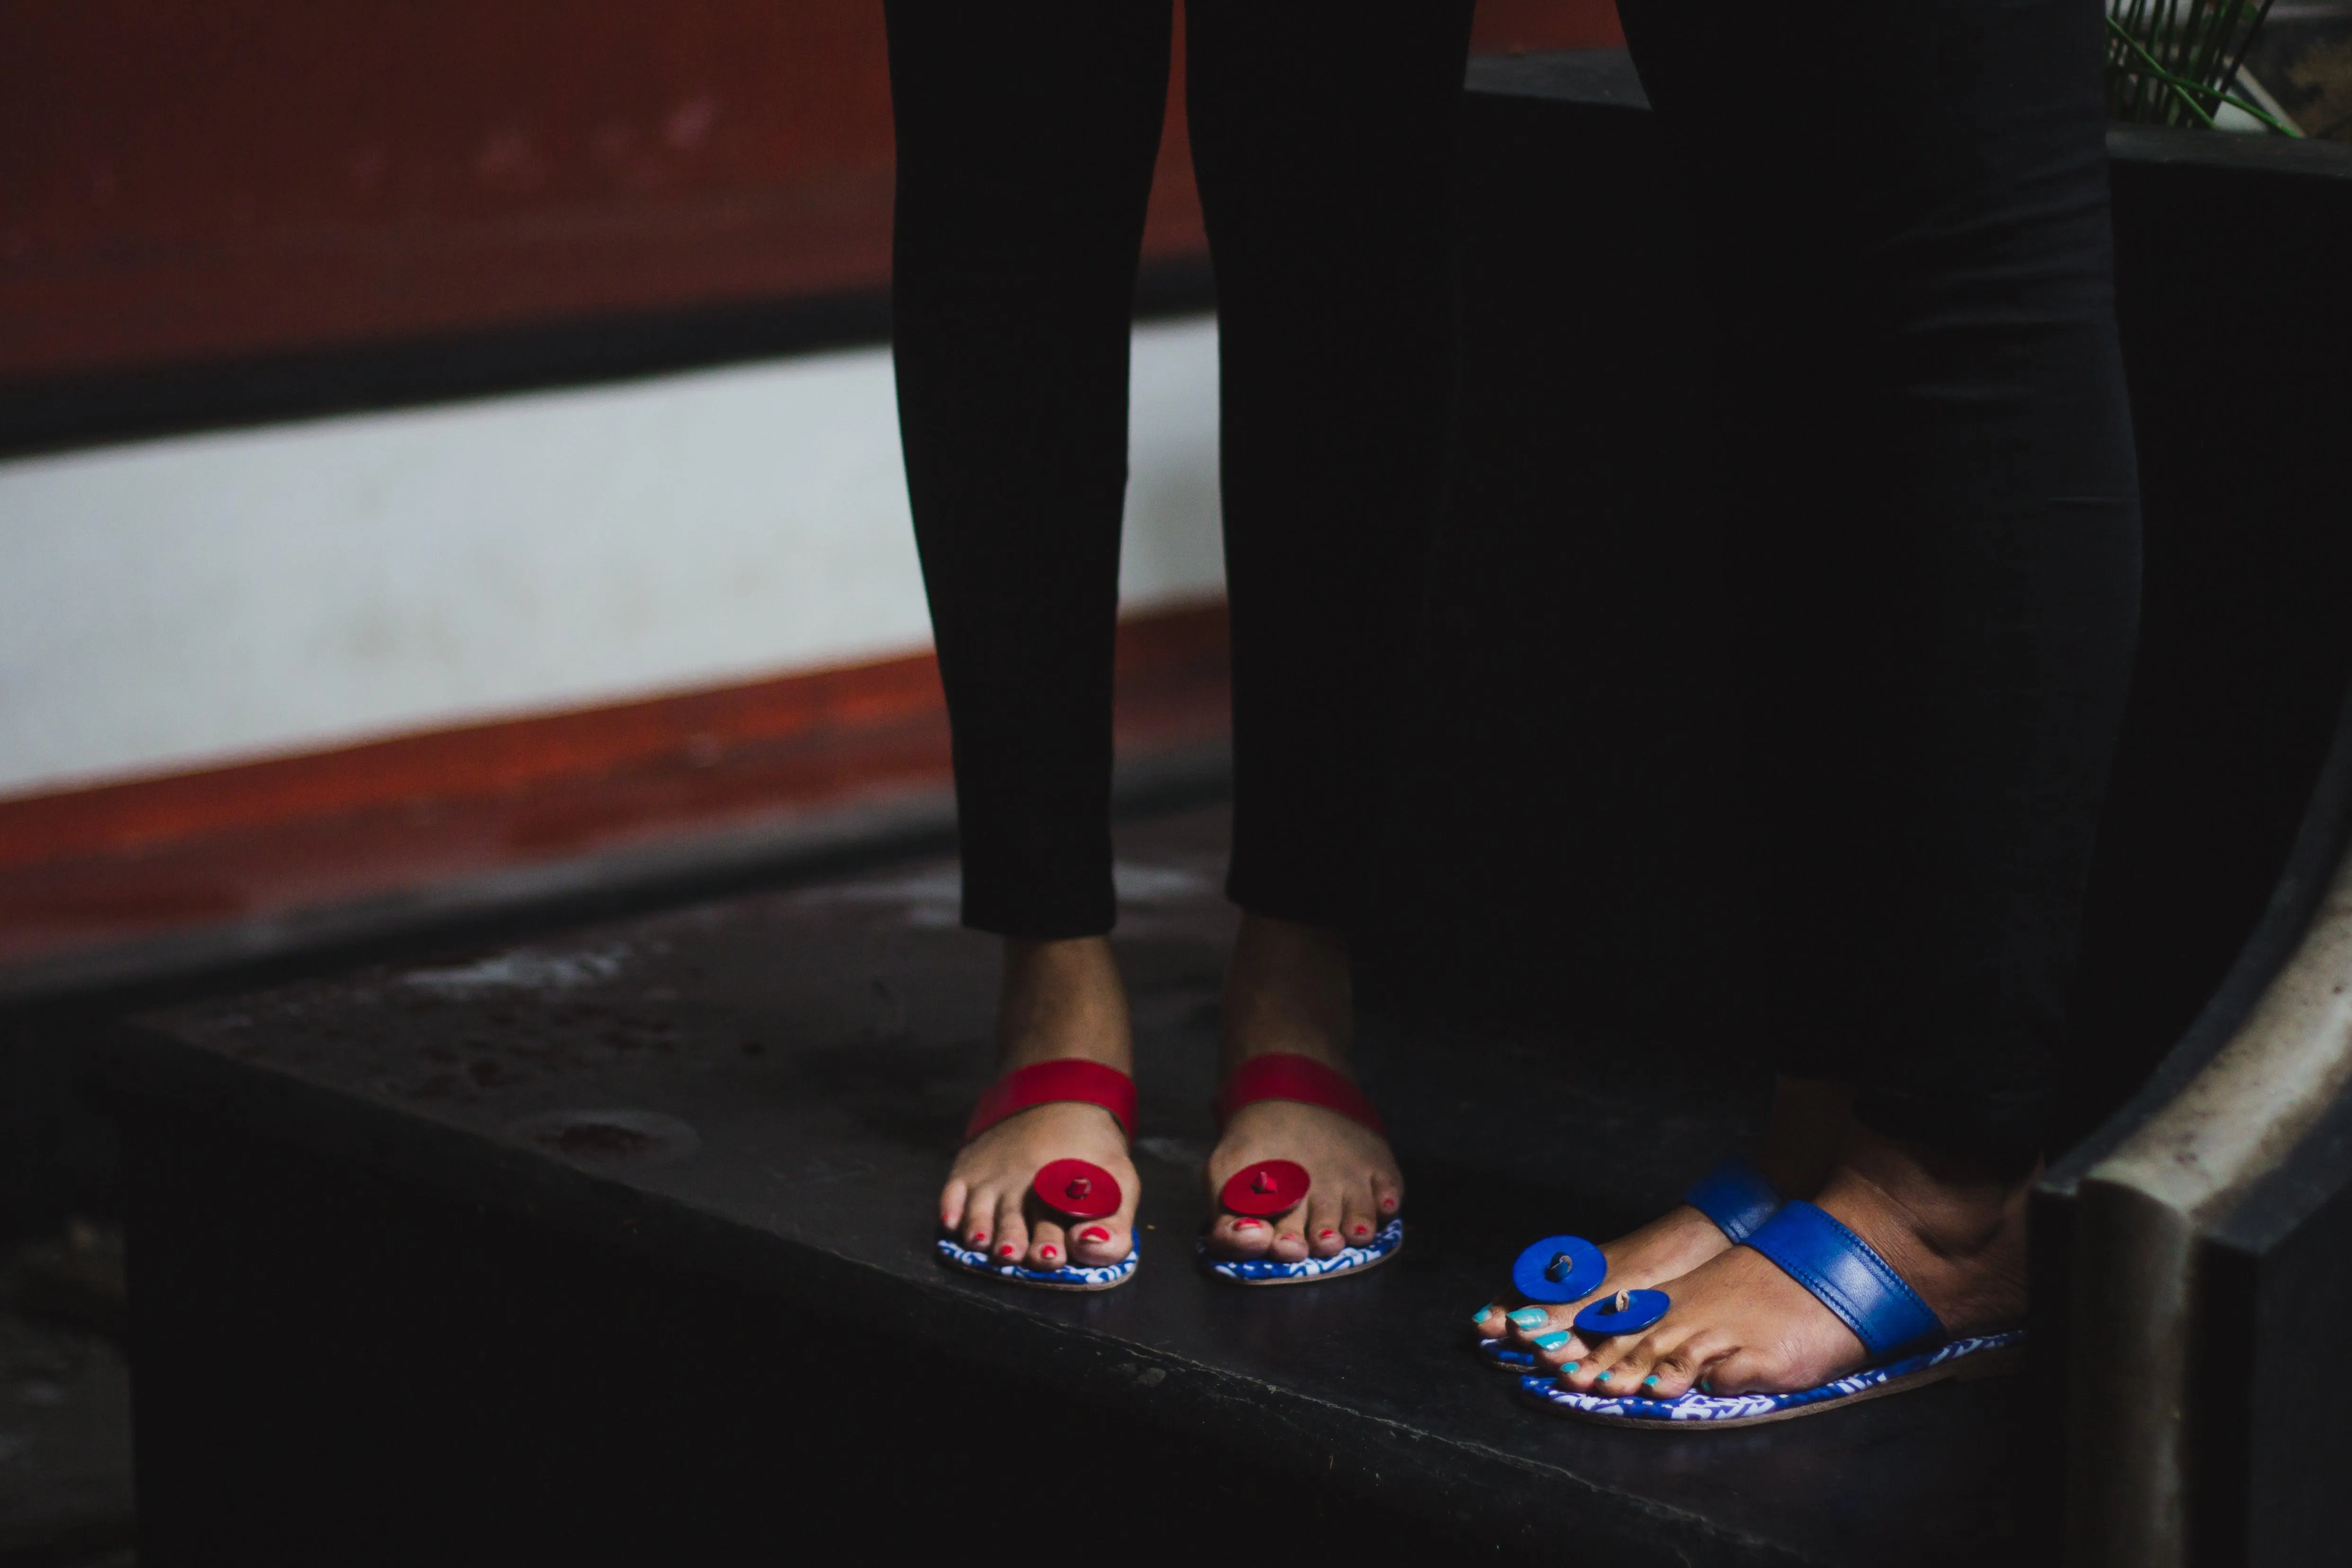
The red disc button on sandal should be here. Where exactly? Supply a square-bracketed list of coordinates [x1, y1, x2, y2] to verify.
[1220, 1158, 1310, 1217]
[1033, 1158, 1122, 1220]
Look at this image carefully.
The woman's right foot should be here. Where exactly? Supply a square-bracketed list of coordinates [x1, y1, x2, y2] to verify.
[1547, 1128, 2032, 1398]
[940, 936, 1140, 1273]
[1472, 1076, 1854, 1352]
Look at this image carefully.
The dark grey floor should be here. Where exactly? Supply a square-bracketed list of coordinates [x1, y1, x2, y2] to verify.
[0, 1239, 133, 1568]
[108, 802, 2032, 1566]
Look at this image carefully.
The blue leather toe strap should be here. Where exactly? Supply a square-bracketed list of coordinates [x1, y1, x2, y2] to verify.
[1743, 1201, 1944, 1361]
[1682, 1156, 1782, 1245]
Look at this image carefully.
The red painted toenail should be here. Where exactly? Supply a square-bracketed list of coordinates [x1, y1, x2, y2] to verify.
[1233, 1218, 1267, 1229]
[1319, 1229, 1339, 1240]
[1352, 1225, 1371, 1237]
[1039, 1246, 1058, 1260]
[1380, 1197, 1398, 1211]
[970, 1232, 988, 1244]
[998, 1244, 1019, 1258]
[1079, 1226, 1110, 1242]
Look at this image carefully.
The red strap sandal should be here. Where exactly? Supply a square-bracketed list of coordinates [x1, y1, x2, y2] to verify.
[939, 1058, 1140, 1292]
[1203, 1052, 1404, 1286]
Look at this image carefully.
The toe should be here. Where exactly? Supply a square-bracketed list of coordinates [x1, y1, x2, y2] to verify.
[1027, 1220, 1067, 1272]
[1268, 1218, 1311, 1263]
[1640, 1340, 1712, 1400]
[991, 1191, 1030, 1267]
[1583, 1349, 1642, 1394]
[1505, 1304, 1559, 1345]
[1559, 1342, 1617, 1392]
[940, 1178, 969, 1236]
[1068, 1206, 1130, 1266]
[1594, 1329, 1679, 1395]
[1606, 1349, 1660, 1398]
[1305, 1191, 1346, 1258]
[1207, 1214, 1275, 1259]
[1338, 1189, 1378, 1251]
[1374, 1176, 1404, 1218]
[1701, 1347, 1780, 1397]
[960, 1185, 997, 1251]
[1068, 1221, 1127, 1266]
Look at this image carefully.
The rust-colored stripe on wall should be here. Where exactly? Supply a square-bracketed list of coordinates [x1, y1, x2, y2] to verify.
[0, 600, 1230, 969]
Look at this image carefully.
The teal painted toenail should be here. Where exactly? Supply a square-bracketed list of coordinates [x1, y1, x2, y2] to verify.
[1533, 1331, 1570, 1350]
[1562, 1362, 1579, 1373]
[1473, 1305, 1494, 1327]
[1595, 1371, 1612, 1382]
[1644, 1376, 1659, 1387]
[1508, 1308, 1547, 1329]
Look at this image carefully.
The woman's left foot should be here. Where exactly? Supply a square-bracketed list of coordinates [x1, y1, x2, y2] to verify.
[1540, 1127, 2032, 1397]
[1479, 1075, 1854, 1351]
[1202, 915, 1404, 1262]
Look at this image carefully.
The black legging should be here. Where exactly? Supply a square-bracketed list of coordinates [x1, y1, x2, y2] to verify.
[1620, 0, 2144, 1153]
[887, 0, 1477, 938]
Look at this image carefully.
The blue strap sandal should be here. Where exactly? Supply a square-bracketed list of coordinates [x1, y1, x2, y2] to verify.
[1474, 1156, 1783, 1373]
[1519, 1200, 2025, 1427]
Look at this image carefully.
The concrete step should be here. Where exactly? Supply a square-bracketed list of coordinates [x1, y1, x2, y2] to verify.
[101, 805, 2030, 1567]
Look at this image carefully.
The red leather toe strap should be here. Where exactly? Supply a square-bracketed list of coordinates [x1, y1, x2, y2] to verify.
[1213, 1052, 1387, 1137]
[964, 1059, 1136, 1143]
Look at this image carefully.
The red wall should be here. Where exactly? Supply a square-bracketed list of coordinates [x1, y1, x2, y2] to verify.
[0, 0, 1621, 382]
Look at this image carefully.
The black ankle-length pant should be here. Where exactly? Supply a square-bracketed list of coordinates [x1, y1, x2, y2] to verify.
[1620, 0, 2144, 1152]
[887, 1, 1476, 938]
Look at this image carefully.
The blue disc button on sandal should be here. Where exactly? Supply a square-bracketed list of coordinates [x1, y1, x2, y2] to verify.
[1474, 1156, 1783, 1374]
[1573, 1288, 1669, 1339]
[1521, 1200, 2025, 1427]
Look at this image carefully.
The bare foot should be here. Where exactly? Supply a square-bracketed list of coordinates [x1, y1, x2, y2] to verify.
[1545, 1127, 2033, 1397]
[1202, 916, 1404, 1263]
[940, 937, 1140, 1272]
[1474, 1077, 1854, 1352]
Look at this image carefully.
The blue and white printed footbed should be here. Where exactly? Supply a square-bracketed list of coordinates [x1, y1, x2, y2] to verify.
[1199, 1216, 1404, 1286]
[937, 1236, 1139, 1293]
[1520, 1330, 2026, 1427]
[1198, 1061, 1403, 1287]
[1476, 1156, 1784, 1374]
[1517, 1199, 2025, 1428]
[941, 1065, 1142, 1293]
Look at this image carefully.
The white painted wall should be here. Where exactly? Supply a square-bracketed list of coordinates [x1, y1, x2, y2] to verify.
[0, 316, 1224, 801]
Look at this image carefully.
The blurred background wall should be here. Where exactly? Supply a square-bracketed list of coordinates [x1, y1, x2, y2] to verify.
[0, 0, 1621, 976]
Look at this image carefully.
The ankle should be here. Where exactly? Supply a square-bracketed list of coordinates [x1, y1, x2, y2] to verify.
[1751, 1075, 1854, 1196]
[1820, 1127, 2035, 1315]
[1219, 914, 1355, 1073]
[997, 936, 1132, 1071]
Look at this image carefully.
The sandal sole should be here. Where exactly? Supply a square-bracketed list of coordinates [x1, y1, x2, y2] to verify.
[1198, 1218, 1404, 1287]
[935, 1239, 1137, 1293]
[1519, 1336, 2024, 1428]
